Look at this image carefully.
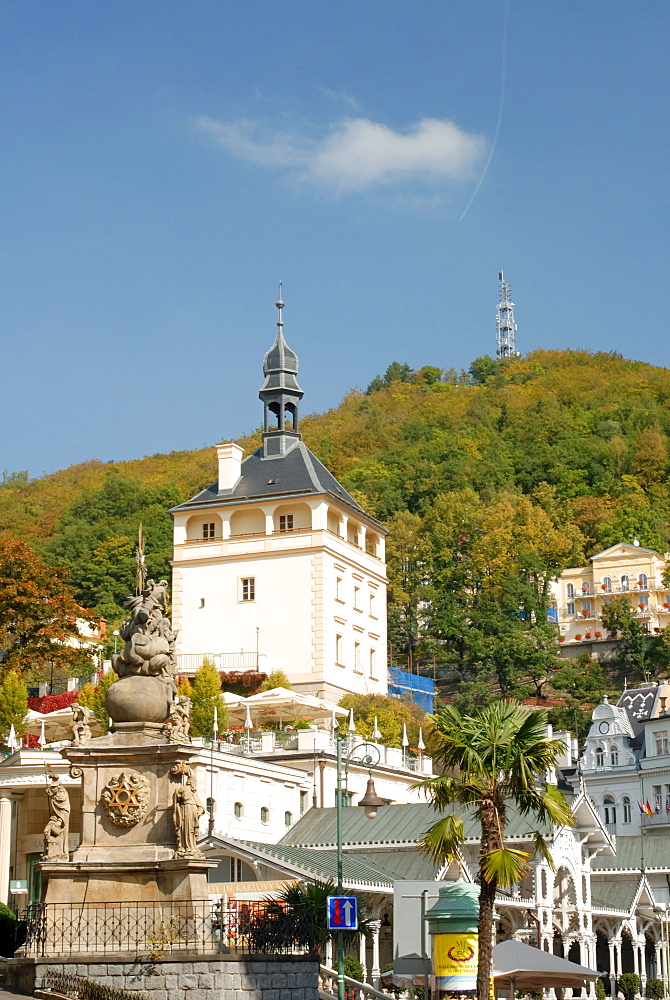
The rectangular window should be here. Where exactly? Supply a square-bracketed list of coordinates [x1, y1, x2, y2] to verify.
[369, 649, 377, 678]
[300, 790, 308, 815]
[655, 731, 669, 755]
[369, 592, 376, 617]
[566, 602, 575, 616]
[653, 784, 662, 811]
[241, 578, 255, 602]
[335, 634, 343, 665]
[354, 641, 362, 673]
[336, 577, 343, 602]
[202, 522, 215, 539]
[230, 857, 243, 882]
[279, 514, 294, 532]
[354, 586, 361, 611]
[581, 600, 591, 613]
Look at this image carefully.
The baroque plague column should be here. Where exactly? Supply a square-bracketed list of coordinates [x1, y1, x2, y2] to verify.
[36, 579, 214, 942]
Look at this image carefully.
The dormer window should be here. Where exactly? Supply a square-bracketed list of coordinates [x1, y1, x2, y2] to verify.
[610, 747, 619, 765]
[595, 747, 605, 767]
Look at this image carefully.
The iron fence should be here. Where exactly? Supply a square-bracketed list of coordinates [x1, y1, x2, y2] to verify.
[23, 899, 317, 958]
[44, 971, 148, 1000]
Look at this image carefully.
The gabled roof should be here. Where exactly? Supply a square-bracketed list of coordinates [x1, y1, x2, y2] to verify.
[170, 441, 385, 529]
[591, 543, 662, 561]
[199, 831, 391, 890]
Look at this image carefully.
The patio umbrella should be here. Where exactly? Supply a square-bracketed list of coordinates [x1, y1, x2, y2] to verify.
[228, 688, 347, 728]
[372, 716, 382, 741]
[492, 939, 600, 992]
[24, 706, 102, 742]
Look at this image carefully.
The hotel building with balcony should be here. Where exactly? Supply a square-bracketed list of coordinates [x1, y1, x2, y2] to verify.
[549, 542, 670, 657]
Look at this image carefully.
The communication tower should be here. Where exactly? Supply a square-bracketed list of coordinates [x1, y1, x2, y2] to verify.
[496, 271, 518, 359]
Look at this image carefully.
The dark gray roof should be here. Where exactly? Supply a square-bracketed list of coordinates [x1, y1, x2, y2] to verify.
[280, 804, 551, 849]
[591, 834, 670, 872]
[171, 441, 384, 526]
[261, 330, 302, 394]
[618, 686, 659, 725]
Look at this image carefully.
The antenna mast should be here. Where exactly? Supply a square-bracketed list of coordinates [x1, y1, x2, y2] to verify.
[496, 271, 518, 359]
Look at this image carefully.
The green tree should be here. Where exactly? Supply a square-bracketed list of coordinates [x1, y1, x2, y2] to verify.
[177, 676, 194, 699]
[191, 659, 225, 736]
[338, 692, 431, 749]
[77, 670, 117, 734]
[468, 355, 499, 384]
[0, 671, 28, 743]
[600, 595, 647, 677]
[416, 701, 573, 1000]
[260, 670, 292, 691]
[0, 538, 97, 676]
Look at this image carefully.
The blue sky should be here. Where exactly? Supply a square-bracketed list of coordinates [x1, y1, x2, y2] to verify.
[1, 1, 668, 478]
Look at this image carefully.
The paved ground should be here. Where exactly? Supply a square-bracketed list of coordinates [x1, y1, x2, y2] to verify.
[0, 988, 30, 999]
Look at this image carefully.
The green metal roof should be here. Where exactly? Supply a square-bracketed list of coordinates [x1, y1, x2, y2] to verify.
[244, 842, 392, 889]
[590, 878, 640, 913]
[592, 835, 670, 872]
[281, 804, 551, 849]
[349, 849, 440, 882]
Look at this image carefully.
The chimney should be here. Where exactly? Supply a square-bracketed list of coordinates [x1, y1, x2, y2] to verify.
[216, 442, 243, 491]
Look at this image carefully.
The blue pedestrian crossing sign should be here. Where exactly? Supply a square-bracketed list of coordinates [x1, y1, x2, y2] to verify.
[327, 895, 358, 931]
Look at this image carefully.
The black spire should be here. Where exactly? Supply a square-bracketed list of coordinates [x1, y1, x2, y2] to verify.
[259, 290, 304, 458]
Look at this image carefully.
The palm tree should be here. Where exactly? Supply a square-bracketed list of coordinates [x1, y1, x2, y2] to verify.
[415, 700, 574, 1000]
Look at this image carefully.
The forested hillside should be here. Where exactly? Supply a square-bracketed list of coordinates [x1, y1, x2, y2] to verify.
[3, 349, 670, 728]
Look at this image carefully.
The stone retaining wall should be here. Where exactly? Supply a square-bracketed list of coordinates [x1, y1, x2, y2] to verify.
[8, 953, 319, 1000]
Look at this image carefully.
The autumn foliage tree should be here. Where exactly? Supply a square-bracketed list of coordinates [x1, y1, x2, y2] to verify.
[0, 538, 97, 677]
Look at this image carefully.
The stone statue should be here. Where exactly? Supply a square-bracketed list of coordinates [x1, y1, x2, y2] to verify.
[71, 703, 93, 746]
[163, 696, 191, 743]
[106, 579, 179, 724]
[43, 775, 70, 861]
[172, 775, 205, 858]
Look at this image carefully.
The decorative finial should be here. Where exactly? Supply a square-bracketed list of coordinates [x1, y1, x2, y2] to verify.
[276, 281, 284, 329]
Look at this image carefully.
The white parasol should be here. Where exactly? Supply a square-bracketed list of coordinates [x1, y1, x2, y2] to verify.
[227, 688, 347, 729]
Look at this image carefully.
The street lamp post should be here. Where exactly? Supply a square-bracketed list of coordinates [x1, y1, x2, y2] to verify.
[335, 726, 386, 1000]
[113, 630, 120, 655]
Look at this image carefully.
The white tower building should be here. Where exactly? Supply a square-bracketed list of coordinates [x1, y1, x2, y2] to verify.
[170, 297, 388, 703]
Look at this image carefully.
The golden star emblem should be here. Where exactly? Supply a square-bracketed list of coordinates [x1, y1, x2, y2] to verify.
[106, 780, 141, 816]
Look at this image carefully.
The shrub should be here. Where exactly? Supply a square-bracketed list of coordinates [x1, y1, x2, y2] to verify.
[344, 956, 364, 982]
[618, 972, 641, 1000]
[595, 978, 607, 1000]
[0, 902, 16, 957]
[646, 979, 664, 999]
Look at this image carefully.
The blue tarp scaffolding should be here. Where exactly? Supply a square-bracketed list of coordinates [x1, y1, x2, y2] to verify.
[387, 666, 435, 714]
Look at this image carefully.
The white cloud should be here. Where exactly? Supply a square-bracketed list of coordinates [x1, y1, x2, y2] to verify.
[194, 115, 485, 195]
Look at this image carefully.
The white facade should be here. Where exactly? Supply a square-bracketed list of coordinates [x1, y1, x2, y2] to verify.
[170, 313, 389, 704]
[172, 493, 387, 703]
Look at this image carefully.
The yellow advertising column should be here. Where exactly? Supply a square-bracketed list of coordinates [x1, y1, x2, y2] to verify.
[425, 880, 493, 1000]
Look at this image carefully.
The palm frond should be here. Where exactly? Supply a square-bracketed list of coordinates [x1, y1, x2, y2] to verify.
[480, 846, 531, 888]
[530, 831, 556, 872]
[417, 813, 465, 865]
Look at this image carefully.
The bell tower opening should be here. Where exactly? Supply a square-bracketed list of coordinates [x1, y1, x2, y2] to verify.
[259, 290, 303, 458]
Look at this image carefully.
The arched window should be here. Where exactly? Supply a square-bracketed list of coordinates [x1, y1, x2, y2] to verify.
[610, 747, 619, 765]
[621, 575, 630, 592]
[284, 811, 293, 827]
[581, 581, 590, 595]
[595, 747, 605, 767]
[261, 807, 269, 825]
[603, 796, 616, 826]
[601, 577, 612, 593]
[623, 797, 632, 824]
[567, 583, 575, 600]
[234, 802, 243, 819]
[541, 869, 548, 900]
[638, 573, 648, 589]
